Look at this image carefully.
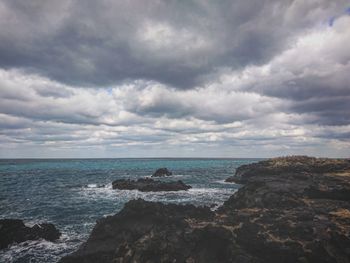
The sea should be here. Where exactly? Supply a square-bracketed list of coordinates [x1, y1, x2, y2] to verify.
[0, 158, 259, 263]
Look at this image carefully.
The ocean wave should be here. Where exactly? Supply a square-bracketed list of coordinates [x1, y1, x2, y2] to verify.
[215, 179, 236, 184]
[0, 158, 254, 262]
[0, 238, 78, 263]
[144, 174, 189, 179]
[78, 183, 237, 208]
[85, 183, 106, 188]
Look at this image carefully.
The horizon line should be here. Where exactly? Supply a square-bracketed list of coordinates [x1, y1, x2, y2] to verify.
[0, 157, 265, 160]
[0, 156, 348, 160]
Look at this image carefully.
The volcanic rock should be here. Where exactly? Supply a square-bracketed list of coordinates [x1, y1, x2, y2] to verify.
[61, 156, 350, 263]
[59, 199, 256, 263]
[0, 219, 61, 249]
[225, 156, 350, 183]
[152, 168, 172, 177]
[112, 178, 191, 192]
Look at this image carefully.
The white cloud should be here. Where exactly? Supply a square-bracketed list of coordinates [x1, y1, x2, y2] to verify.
[0, 66, 349, 158]
[0, 1, 349, 157]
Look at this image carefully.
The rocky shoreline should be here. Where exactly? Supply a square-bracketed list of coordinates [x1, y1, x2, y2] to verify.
[59, 156, 350, 262]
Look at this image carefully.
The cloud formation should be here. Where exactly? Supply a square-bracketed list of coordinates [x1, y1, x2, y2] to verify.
[0, 0, 349, 157]
[0, 0, 348, 88]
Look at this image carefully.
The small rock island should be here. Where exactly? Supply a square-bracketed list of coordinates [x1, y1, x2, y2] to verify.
[152, 167, 173, 177]
[60, 156, 350, 263]
[112, 178, 191, 192]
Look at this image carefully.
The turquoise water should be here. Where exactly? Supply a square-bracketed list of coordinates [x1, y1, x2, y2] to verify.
[0, 158, 258, 263]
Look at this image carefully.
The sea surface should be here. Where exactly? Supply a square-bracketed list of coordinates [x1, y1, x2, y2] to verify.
[0, 158, 259, 263]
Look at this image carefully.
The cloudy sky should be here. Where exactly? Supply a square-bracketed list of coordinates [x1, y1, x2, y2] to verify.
[0, 0, 349, 158]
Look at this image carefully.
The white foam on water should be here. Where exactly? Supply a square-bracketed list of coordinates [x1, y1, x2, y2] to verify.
[215, 179, 238, 184]
[0, 238, 78, 263]
[78, 183, 117, 200]
[78, 182, 237, 208]
[86, 183, 110, 189]
[0, 222, 90, 263]
[1, 184, 238, 262]
[144, 174, 188, 179]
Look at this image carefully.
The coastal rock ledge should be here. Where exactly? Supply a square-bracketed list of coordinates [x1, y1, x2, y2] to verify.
[60, 156, 350, 263]
[0, 219, 61, 249]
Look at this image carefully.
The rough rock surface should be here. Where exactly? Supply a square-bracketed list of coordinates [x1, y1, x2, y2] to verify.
[61, 156, 350, 263]
[112, 178, 191, 192]
[225, 156, 350, 184]
[0, 219, 61, 249]
[152, 168, 172, 177]
[60, 199, 256, 263]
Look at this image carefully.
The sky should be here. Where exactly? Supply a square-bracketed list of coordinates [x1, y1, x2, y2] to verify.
[0, 0, 349, 158]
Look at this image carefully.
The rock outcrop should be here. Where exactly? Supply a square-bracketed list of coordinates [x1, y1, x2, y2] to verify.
[59, 199, 256, 263]
[112, 178, 191, 192]
[152, 168, 172, 177]
[61, 156, 350, 263]
[0, 219, 61, 249]
[225, 156, 350, 183]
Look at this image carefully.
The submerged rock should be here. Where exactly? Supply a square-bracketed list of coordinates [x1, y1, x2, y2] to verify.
[152, 167, 172, 177]
[0, 219, 61, 249]
[61, 156, 350, 263]
[112, 178, 191, 192]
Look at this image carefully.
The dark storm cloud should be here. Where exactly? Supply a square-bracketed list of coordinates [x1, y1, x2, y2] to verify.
[1, 0, 350, 158]
[316, 131, 350, 141]
[290, 96, 350, 126]
[0, 0, 347, 88]
[129, 95, 193, 119]
[0, 98, 102, 125]
[263, 70, 350, 125]
[264, 73, 350, 101]
[223, 13, 350, 127]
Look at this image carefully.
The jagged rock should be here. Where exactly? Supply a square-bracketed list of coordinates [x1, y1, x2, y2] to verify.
[220, 156, 350, 263]
[112, 178, 191, 192]
[152, 168, 172, 177]
[225, 156, 350, 184]
[0, 219, 61, 249]
[61, 156, 350, 263]
[59, 199, 257, 263]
